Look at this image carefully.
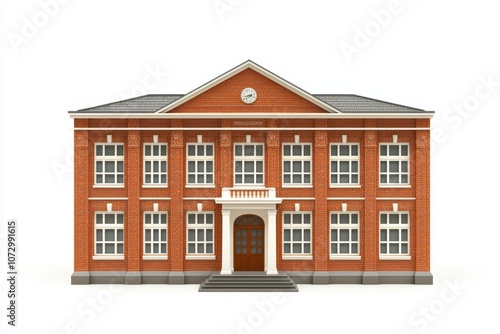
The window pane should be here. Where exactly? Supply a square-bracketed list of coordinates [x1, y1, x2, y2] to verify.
[188, 244, 195, 253]
[340, 214, 349, 224]
[206, 243, 213, 253]
[105, 230, 114, 241]
[340, 145, 349, 156]
[105, 145, 115, 156]
[351, 230, 358, 242]
[339, 229, 349, 241]
[206, 214, 213, 224]
[380, 145, 387, 156]
[293, 244, 302, 253]
[284, 229, 290, 241]
[188, 146, 195, 156]
[105, 161, 115, 172]
[331, 244, 337, 254]
[197, 244, 204, 253]
[284, 145, 291, 156]
[96, 230, 103, 241]
[401, 229, 408, 242]
[117, 145, 123, 156]
[292, 230, 302, 241]
[161, 244, 167, 253]
[96, 145, 103, 156]
[292, 145, 301, 156]
[96, 244, 103, 254]
[105, 244, 115, 254]
[206, 162, 213, 172]
[197, 229, 204, 241]
[105, 214, 115, 224]
[284, 244, 291, 253]
[352, 145, 358, 156]
[284, 214, 291, 224]
[304, 244, 311, 253]
[389, 214, 399, 224]
[188, 229, 195, 241]
[331, 145, 338, 156]
[381, 230, 387, 241]
[401, 145, 408, 156]
[389, 244, 399, 254]
[256, 162, 263, 173]
[117, 230, 123, 242]
[235, 161, 242, 172]
[389, 145, 399, 156]
[256, 145, 263, 156]
[304, 229, 311, 242]
[389, 229, 399, 241]
[340, 161, 349, 172]
[389, 161, 399, 173]
[235, 145, 242, 156]
[331, 229, 337, 241]
[340, 244, 349, 254]
[206, 145, 213, 156]
[145, 145, 151, 156]
[161, 229, 167, 241]
[244, 161, 254, 172]
[206, 229, 213, 241]
[244, 145, 254, 156]
[145, 229, 151, 241]
[244, 175, 254, 183]
[161, 145, 167, 156]
[153, 145, 159, 156]
[197, 145, 204, 156]
[153, 244, 159, 253]
[304, 145, 311, 156]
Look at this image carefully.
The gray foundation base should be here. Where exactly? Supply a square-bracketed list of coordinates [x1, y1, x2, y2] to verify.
[168, 272, 186, 284]
[125, 272, 142, 284]
[71, 272, 90, 285]
[90, 271, 126, 284]
[312, 272, 330, 284]
[71, 270, 432, 285]
[331, 271, 363, 284]
[414, 272, 433, 285]
[362, 272, 380, 284]
[141, 271, 170, 284]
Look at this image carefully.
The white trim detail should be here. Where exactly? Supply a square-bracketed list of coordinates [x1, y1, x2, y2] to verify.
[376, 198, 416, 200]
[153, 135, 158, 144]
[393, 203, 399, 212]
[107, 134, 112, 143]
[197, 134, 203, 143]
[327, 197, 365, 200]
[294, 134, 300, 143]
[295, 203, 300, 212]
[74, 126, 433, 130]
[246, 134, 251, 143]
[197, 203, 203, 212]
[153, 203, 159, 212]
[106, 203, 112, 212]
[341, 203, 347, 212]
[89, 197, 128, 201]
[93, 255, 124, 260]
[139, 197, 171, 200]
[393, 134, 398, 143]
[342, 134, 347, 143]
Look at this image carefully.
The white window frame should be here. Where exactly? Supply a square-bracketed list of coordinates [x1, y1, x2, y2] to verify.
[143, 212, 168, 260]
[330, 143, 360, 187]
[282, 143, 312, 187]
[143, 143, 168, 187]
[93, 212, 124, 260]
[233, 143, 265, 187]
[94, 143, 124, 188]
[186, 143, 215, 188]
[379, 143, 410, 187]
[330, 212, 361, 260]
[185, 212, 215, 260]
[379, 212, 411, 260]
[282, 212, 313, 260]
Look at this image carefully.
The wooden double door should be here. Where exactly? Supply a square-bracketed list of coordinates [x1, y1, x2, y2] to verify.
[233, 215, 264, 271]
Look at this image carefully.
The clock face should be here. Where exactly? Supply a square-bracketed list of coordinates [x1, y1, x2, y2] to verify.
[241, 87, 257, 104]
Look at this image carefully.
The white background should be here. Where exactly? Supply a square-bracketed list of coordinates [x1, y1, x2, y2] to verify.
[1, 0, 499, 333]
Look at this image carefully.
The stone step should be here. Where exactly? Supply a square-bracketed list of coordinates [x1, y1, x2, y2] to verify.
[199, 273, 299, 292]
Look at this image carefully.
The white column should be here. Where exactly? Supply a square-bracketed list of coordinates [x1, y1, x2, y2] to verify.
[220, 209, 232, 274]
[266, 209, 278, 274]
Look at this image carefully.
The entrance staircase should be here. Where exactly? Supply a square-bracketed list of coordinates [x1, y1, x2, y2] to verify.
[199, 272, 298, 292]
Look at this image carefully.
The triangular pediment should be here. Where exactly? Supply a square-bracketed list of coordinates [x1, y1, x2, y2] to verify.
[157, 60, 340, 114]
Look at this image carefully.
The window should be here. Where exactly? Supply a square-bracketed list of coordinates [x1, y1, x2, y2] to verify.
[234, 144, 264, 185]
[379, 144, 409, 185]
[330, 143, 359, 186]
[143, 212, 167, 260]
[94, 212, 124, 260]
[380, 212, 410, 259]
[95, 143, 124, 186]
[282, 144, 312, 186]
[186, 144, 214, 185]
[143, 143, 167, 186]
[330, 212, 360, 259]
[282, 212, 312, 259]
[186, 212, 215, 259]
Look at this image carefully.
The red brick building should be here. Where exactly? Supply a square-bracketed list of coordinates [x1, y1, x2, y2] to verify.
[70, 60, 433, 285]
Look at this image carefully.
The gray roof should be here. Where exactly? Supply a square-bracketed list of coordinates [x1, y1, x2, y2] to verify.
[72, 94, 183, 113]
[313, 94, 428, 113]
[70, 93, 431, 114]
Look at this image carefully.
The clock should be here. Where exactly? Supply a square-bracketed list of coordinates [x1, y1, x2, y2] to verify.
[241, 87, 257, 104]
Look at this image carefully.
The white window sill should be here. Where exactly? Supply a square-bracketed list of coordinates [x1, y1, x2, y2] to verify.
[232, 185, 266, 189]
[330, 255, 361, 260]
[185, 184, 215, 189]
[143, 255, 168, 260]
[92, 255, 124, 260]
[93, 185, 125, 189]
[379, 185, 411, 189]
[282, 184, 313, 189]
[142, 184, 168, 188]
[379, 255, 411, 260]
[330, 184, 361, 188]
[185, 255, 216, 260]
[282, 255, 313, 260]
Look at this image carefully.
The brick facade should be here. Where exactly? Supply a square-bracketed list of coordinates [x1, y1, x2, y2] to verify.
[70, 61, 432, 285]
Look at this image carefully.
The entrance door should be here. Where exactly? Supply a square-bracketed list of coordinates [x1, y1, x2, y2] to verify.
[233, 215, 264, 271]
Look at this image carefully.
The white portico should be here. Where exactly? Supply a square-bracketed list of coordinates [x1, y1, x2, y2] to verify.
[215, 188, 282, 275]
